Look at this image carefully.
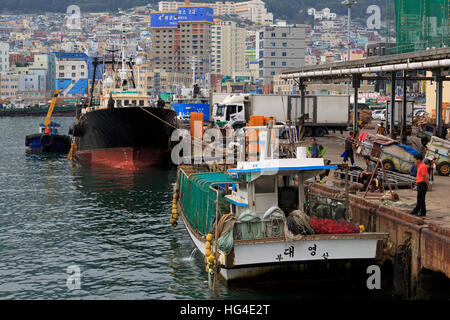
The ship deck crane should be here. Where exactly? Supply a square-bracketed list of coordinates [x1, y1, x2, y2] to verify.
[43, 89, 62, 128]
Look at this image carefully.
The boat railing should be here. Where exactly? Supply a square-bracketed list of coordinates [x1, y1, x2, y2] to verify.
[234, 218, 285, 241]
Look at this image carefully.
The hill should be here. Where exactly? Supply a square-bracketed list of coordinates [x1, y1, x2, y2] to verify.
[0, 0, 388, 24]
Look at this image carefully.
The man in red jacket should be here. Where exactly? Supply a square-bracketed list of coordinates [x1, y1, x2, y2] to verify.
[410, 154, 431, 217]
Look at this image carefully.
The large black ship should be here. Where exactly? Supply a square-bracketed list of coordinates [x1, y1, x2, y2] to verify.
[69, 20, 177, 170]
[71, 105, 176, 170]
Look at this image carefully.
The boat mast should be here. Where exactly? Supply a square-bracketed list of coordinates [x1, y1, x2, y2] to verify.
[120, 16, 127, 76]
[118, 14, 137, 90]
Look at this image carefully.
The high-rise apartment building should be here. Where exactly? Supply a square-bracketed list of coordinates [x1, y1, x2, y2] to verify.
[256, 23, 307, 85]
[211, 21, 246, 76]
[150, 6, 213, 80]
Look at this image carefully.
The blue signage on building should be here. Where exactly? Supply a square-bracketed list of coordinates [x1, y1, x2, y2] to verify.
[150, 12, 178, 28]
[177, 6, 214, 23]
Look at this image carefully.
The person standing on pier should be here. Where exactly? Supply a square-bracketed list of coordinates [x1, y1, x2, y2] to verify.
[377, 123, 386, 136]
[410, 153, 431, 217]
[307, 138, 328, 183]
[359, 155, 376, 188]
[307, 138, 326, 159]
[343, 131, 355, 166]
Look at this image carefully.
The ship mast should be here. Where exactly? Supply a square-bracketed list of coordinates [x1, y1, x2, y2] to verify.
[120, 16, 127, 75]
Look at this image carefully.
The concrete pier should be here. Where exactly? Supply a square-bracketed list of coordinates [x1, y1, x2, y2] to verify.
[299, 128, 450, 299]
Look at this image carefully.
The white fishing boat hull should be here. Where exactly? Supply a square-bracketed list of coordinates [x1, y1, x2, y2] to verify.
[181, 210, 387, 282]
[219, 235, 384, 281]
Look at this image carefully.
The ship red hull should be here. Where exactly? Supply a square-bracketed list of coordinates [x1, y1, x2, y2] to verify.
[75, 147, 166, 170]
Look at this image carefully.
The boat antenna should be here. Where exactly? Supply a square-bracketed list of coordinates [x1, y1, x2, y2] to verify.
[127, 57, 136, 89]
[120, 16, 127, 74]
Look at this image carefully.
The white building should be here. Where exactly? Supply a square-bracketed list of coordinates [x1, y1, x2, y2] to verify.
[308, 7, 337, 20]
[256, 23, 307, 85]
[211, 21, 246, 76]
[0, 72, 19, 100]
[234, 0, 273, 25]
[0, 42, 10, 72]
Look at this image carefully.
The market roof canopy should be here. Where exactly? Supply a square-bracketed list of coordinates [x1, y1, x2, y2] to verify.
[281, 47, 450, 80]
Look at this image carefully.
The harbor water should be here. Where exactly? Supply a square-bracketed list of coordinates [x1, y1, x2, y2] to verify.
[0, 117, 391, 300]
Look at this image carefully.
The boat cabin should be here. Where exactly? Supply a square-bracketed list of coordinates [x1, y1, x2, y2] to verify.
[226, 157, 337, 219]
[39, 122, 60, 134]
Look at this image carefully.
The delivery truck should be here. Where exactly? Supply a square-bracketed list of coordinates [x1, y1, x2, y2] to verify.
[211, 93, 349, 137]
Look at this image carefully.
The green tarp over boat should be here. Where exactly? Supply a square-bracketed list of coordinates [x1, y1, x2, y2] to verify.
[178, 171, 239, 235]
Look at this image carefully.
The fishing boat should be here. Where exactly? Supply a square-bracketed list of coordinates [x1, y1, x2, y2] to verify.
[25, 90, 72, 153]
[69, 19, 176, 170]
[173, 128, 388, 283]
[172, 85, 210, 121]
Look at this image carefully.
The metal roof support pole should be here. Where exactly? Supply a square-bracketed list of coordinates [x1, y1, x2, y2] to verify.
[298, 173, 305, 212]
[352, 74, 360, 136]
[401, 70, 408, 144]
[299, 81, 306, 116]
[298, 81, 306, 141]
[435, 68, 444, 138]
[390, 71, 396, 139]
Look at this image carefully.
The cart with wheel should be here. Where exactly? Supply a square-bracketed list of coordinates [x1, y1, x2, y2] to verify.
[425, 136, 450, 176]
[356, 132, 418, 174]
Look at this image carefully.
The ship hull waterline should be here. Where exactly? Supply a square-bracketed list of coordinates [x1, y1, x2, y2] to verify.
[71, 106, 177, 170]
[75, 147, 166, 170]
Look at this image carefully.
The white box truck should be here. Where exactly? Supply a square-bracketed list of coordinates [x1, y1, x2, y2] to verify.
[211, 93, 349, 137]
[299, 95, 349, 137]
[212, 94, 291, 128]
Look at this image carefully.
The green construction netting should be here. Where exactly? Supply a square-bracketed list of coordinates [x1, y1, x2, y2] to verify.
[178, 171, 239, 236]
[394, 0, 450, 54]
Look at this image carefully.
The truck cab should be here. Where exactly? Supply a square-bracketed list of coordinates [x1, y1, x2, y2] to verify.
[212, 94, 247, 128]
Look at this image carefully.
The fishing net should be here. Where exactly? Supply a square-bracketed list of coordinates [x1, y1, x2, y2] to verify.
[286, 210, 315, 236]
[309, 217, 360, 234]
[263, 207, 285, 238]
[217, 213, 236, 254]
[308, 194, 346, 220]
[178, 170, 239, 235]
[234, 209, 262, 240]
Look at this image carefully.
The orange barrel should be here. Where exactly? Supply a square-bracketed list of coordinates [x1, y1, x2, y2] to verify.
[254, 115, 265, 126]
[190, 112, 203, 138]
[248, 115, 256, 126]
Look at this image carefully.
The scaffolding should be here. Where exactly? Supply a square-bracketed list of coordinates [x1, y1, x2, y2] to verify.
[393, 0, 450, 54]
